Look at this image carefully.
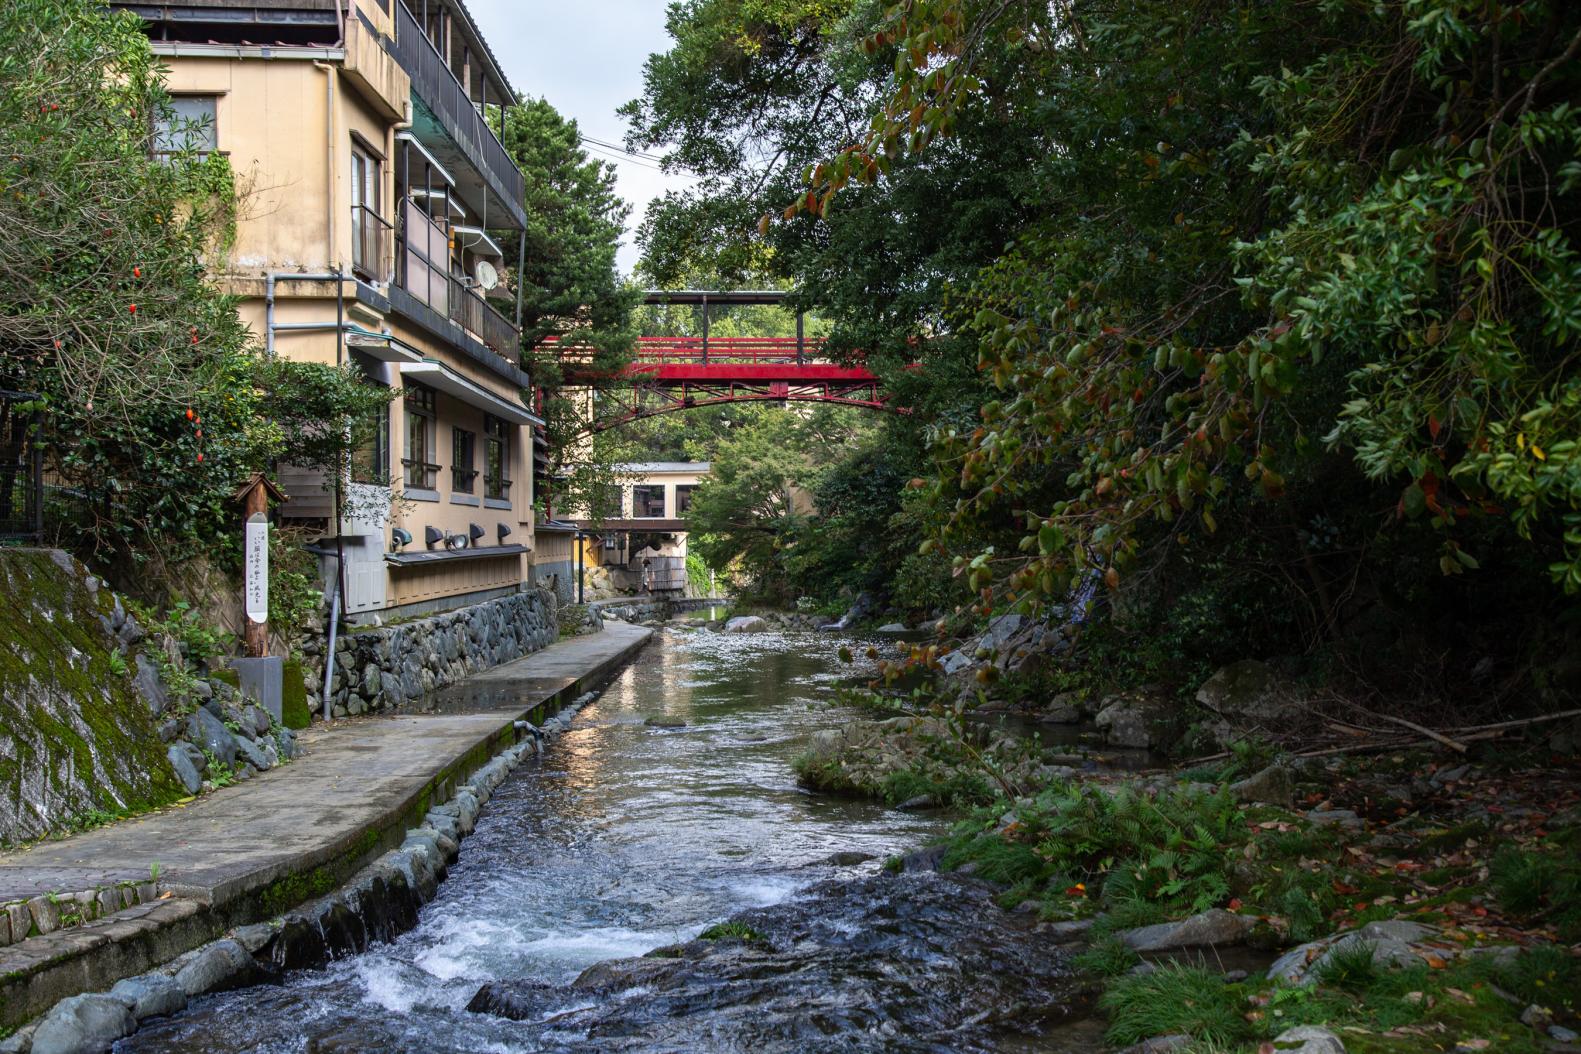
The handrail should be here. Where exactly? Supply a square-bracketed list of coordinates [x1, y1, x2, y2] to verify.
[388, 1, 523, 224]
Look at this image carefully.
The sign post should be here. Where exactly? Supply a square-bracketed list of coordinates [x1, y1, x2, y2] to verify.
[234, 473, 286, 658]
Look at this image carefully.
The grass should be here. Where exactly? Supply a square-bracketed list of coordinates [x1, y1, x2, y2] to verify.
[698, 921, 767, 943]
[1099, 964, 1252, 1047]
[1490, 845, 1581, 940]
[1073, 937, 1141, 978]
[1096, 947, 1572, 1054]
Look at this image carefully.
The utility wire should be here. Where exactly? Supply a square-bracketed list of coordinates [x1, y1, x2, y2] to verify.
[579, 135, 665, 164]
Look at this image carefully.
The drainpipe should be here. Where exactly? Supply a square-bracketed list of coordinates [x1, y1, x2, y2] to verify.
[264, 272, 343, 358]
[313, 60, 339, 272]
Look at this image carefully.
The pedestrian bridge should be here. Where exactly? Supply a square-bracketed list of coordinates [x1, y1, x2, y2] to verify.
[552, 291, 904, 432]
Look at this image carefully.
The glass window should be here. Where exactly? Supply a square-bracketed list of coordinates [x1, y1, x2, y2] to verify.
[153, 95, 217, 158]
[451, 427, 477, 493]
[350, 354, 389, 485]
[483, 415, 511, 501]
[351, 146, 383, 279]
[675, 485, 696, 515]
[633, 485, 666, 518]
[403, 384, 437, 490]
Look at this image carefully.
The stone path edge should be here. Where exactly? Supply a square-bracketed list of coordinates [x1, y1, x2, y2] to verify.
[0, 625, 655, 1038]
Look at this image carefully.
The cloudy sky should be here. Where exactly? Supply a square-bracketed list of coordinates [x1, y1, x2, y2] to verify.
[465, 0, 695, 275]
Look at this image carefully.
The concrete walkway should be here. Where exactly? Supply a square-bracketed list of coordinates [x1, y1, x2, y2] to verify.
[0, 622, 651, 940]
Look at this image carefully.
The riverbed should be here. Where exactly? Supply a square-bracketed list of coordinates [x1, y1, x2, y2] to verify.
[120, 626, 1088, 1053]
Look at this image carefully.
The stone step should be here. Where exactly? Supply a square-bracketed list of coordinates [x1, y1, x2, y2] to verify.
[0, 877, 164, 948]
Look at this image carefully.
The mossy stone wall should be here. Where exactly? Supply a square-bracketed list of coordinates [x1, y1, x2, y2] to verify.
[0, 550, 183, 847]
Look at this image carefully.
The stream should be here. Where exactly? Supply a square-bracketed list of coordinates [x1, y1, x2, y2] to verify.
[119, 626, 1093, 1053]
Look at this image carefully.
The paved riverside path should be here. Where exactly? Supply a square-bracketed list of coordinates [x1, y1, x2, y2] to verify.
[0, 622, 653, 908]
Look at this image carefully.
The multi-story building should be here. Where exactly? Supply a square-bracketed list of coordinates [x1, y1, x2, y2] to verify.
[573, 462, 710, 593]
[116, 0, 543, 622]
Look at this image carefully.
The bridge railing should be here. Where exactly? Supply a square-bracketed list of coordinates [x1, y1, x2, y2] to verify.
[633, 336, 834, 365]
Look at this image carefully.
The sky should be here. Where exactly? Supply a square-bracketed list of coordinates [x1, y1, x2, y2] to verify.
[465, 0, 695, 276]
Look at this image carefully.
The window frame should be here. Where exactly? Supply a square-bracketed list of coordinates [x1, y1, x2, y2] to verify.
[152, 94, 219, 160]
[633, 484, 666, 519]
[451, 426, 477, 494]
[402, 383, 438, 491]
[675, 484, 696, 515]
[350, 142, 383, 280]
[483, 414, 511, 502]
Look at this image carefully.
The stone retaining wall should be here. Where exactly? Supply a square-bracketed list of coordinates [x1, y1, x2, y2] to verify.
[313, 587, 557, 717]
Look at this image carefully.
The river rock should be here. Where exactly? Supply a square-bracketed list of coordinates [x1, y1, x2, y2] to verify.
[28, 993, 135, 1054]
[173, 939, 256, 996]
[166, 744, 203, 795]
[186, 708, 237, 766]
[109, 973, 187, 1020]
[1229, 763, 1294, 805]
[468, 871, 1085, 1050]
[645, 715, 687, 728]
[1195, 660, 1307, 734]
[131, 654, 167, 716]
[1270, 1025, 1346, 1053]
[1094, 691, 1176, 749]
[1268, 919, 1441, 985]
[1120, 908, 1254, 952]
[876, 622, 908, 633]
[232, 732, 272, 772]
[723, 615, 770, 633]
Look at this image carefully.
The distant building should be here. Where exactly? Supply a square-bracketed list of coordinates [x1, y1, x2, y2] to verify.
[573, 462, 710, 595]
[114, 0, 545, 622]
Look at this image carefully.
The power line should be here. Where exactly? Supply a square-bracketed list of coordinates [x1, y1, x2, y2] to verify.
[582, 142, 666, 172]
[579, 135, 665, 164]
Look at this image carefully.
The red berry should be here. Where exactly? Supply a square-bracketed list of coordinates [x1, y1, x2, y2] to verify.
[128, 304, 137, 313]
[196, 453, 204, 463]
[185, 407, 194, 421]
[133, 266, 141, 278]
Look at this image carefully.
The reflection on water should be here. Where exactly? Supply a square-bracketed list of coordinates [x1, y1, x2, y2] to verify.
[122, 627, 954, 1053]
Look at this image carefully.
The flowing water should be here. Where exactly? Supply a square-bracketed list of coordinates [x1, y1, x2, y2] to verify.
[120, 627, 1091, 1054]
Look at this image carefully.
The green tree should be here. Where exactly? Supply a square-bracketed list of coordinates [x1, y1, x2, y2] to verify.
[499, 97, 640, 524]
[765, 0, 1581, 697]
[0, 0, 392, 562]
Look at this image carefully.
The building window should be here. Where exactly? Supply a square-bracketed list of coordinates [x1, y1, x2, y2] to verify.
[451, 427, 477, 493]
[153, 95, 217, 159]
[483, 415, 511, 501]
[402, 383, 438, 490]
[350, 145, 385, 281]
[352, 399, 390, 485]
[676, 485, 696, 515]
[633, 485, 666, 519]
[350, 354, 389, 485]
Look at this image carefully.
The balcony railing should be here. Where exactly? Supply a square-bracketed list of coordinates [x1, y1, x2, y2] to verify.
[387, 1, 524, 225]
[449, 275, 517, 358]
[351, 204, 393, 283]
[395, 199, 519, 355]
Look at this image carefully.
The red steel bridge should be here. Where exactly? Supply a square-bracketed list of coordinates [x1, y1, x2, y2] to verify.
[552, 290, 903, 432]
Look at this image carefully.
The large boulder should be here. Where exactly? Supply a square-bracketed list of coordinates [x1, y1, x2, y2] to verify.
[1267, 919, 1444, 985]
[1094, 691, 1180, 750]
[28, 993, 134, 1054]
[1195, 660, 1306, 733]
[185, 707, 237, 766]
[723, 616, 771, 634]
[1120, 909, 1255, 952]
[1229, 763, 1295, 805]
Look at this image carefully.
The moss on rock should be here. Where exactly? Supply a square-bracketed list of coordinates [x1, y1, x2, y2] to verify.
[0, 550, 184, 847]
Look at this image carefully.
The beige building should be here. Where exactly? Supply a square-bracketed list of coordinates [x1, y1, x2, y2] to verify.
[573, 462, 710, 594]
[117, 0, 544, 621]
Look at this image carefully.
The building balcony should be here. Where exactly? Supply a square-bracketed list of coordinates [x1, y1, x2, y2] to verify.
[386, 0, 524, 230]
[393, 198, 519, 359]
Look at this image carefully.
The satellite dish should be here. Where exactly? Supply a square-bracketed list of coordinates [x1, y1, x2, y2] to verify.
[473, 259, 500, 291]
